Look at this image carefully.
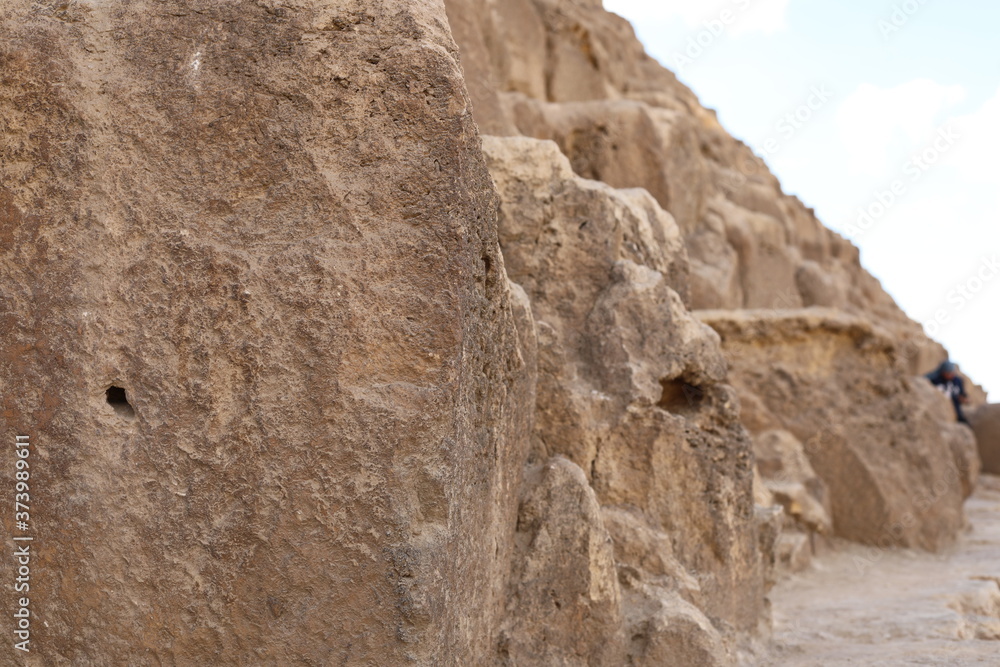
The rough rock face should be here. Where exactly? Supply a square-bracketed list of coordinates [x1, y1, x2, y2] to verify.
[443, 0, 990, 390]
[4, 0, 989, 663]
[970, 405, 1000, 475]
[484, 135, 771, 660]
[446, 0, 986, 550]
[0, 1, 534, 663]
[753, 429, 832, 573]
[699, 309, 979, 550]
[500, 457, 626, 665]
[755, 429, 832, 536]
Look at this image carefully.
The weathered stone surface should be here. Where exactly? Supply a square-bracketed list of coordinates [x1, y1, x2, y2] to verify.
[753, 429, 829, 574]
[699, 309, 978, 551]
[507, 97, 712, 235]
[0, 1, 533, 663]
[914, 377, 981, 499]
[970, 405, 1000, 475]
[755, 429, 832, 536]
[623, 587, 731, 667]
[482, 134, 691, 470]
[444, 0, 973, 388]
[5, 0, 989, 662]
[500, 457, 626, 665]
[483, 135, 771, 640]
[775, 533, 812, 573]
[442, 0, 990, 659]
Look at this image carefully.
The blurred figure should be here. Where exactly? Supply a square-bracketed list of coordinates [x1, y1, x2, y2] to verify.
[926, 360, 970, 424]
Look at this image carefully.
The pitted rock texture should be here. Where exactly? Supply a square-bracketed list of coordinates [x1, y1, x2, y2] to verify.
[0, 1, 533, 663]
[755, 429, 832, 538]
[483, 135, 771, 647]
[443, 0, 991, 394]
[500, 457, 626, 665]
[2, 0, 991, 663]
[699, 309, 979, 551]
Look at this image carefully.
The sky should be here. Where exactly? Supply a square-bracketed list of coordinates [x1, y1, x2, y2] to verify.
[603, 0, 1000, 397]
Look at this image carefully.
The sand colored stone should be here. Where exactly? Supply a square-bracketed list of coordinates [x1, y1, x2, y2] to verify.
[700, 308, 979, 551]
[0, 1, 533, 662]
[0, 0, 991, 663]
[970, 405, 1000, 474]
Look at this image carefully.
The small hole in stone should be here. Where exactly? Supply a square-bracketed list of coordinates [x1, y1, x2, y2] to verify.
[658, 379, 705, 415]
[106, 386, 135, 420]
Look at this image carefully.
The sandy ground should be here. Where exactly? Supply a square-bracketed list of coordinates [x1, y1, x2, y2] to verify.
[765, 475, 1000, 666]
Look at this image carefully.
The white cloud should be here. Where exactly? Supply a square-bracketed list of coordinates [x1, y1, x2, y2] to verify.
[730, 0, 792, 36]
[603, 0, 791, 36]
[853, 86, 1000, 397]
[950, 86, 1000, 185]
[835, 79, 966, 177]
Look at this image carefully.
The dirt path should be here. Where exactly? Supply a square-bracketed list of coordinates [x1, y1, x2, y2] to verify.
[767, 475, 1000, 666]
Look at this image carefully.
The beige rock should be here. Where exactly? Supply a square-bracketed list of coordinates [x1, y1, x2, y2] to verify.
[970, 405, 1000, 474]
[5, 0, 987, 661]
[624, 588, 731, 667]
[446, 0, 960, 377]
[965, 374, 990, 408]
[687, 223, 744, 310]
[767, 482, 831, 536]
[753, 466, 778, 508]
[796, 260, 847, 309]
[912, 377, 981, 498]
[755, 430, 817, 483]
[603, 507, 703, 601]
[700, 308, 977, 551]
[755, 430, 832, 535]
[484, 135, 770, 637]
[441, 0, 993, 658]
[445, 0, 711, 120]
[508, 98, 712, 235]
[948, 421, 982, 500]
[482, 134, 691, 471]
[500, 457, 626, 665]
[755, 505, 785, 591]
[775, 532, 813, 573]
[0, 1, 534, 663]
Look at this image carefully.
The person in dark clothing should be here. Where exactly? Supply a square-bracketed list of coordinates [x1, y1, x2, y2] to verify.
[926, 360, 970, 423]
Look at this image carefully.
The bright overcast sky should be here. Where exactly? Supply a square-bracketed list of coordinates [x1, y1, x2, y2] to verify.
[604, 0, 1000, 397]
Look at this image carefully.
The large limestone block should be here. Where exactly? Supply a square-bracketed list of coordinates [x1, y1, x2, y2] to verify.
[796, 260, 848, 309]
[712, 196, 804, 311]
[912, 377, 980, 498]
[445, 0, 971, 395]
[446, 0, 705, 116]
[624, 589, 730, 667]
[443, 0, 545, 135]
[500, 457, 626, 665]
[483, 135, 769, 634]
[507, 98, 711, 235]
[445, 0, 961, 374]
[685, 204, 744, 310]
[755, 430, 832, 536]
[0, 1, 532, 663]
[970, 405, 1000, 474]
[700, 309, 975, 551]
[483, 135, 690, 468]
